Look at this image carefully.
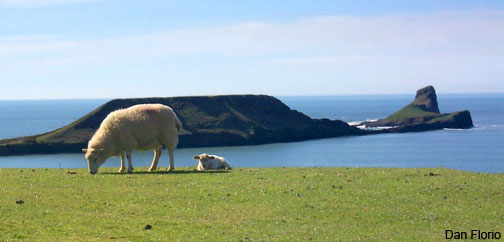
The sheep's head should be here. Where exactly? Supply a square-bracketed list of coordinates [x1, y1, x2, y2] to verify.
[193, 154, 215, 169]
[83, 148, 106, 174]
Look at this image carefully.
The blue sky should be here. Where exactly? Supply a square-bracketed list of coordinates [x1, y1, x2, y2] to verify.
[0, 0, 503, 99]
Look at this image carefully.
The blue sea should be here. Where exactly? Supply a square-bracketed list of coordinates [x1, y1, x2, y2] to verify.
[0, 94, 503, 173]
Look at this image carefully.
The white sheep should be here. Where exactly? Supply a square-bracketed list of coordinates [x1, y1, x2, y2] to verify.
[83, 103, 182, 174]
[193, 154, 232, 171]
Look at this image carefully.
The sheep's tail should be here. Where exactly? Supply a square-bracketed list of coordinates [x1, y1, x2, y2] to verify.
[174, 113, 192, 135]
[175, 116, 182, 133]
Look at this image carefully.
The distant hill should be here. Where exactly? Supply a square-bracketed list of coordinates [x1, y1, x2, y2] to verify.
[0, 95, 364, 156]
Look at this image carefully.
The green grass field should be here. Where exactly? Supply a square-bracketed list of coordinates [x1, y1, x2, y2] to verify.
[1, 167, 502, 241]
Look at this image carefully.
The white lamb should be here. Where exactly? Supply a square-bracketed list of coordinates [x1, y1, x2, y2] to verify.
[83, 103, 182, 174]
[193, 154, 232, 171]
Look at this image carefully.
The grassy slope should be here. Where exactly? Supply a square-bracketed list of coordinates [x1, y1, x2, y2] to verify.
[385, 104, 439, 120]
[1, 167, 502, 241]
[428, 113, 458, 123]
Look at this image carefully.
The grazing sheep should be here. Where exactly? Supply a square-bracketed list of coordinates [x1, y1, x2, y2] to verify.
[193, 154, 232, 171]
[83, 104, 182, 174]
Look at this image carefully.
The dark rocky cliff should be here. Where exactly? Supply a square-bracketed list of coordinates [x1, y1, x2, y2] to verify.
[359, 86, 473, 131]
[0, 95, 364, 156]
[413, 85, 440, 114]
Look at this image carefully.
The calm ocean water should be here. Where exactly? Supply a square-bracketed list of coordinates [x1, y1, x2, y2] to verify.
[0, 94, 503, 173]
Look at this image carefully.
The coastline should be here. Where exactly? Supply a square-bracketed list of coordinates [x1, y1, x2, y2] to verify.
[0, 88, 473, 156]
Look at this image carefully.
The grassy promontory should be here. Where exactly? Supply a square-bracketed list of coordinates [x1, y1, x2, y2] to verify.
[1, 167, 502, 241]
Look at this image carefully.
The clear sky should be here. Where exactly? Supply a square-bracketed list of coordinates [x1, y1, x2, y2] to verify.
[1, 0, 503, 99]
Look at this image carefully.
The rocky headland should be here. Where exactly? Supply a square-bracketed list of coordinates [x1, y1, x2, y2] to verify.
[0, 95, 364, 156]
[357, 86, 473, 132]
[0, 86, 473, 156]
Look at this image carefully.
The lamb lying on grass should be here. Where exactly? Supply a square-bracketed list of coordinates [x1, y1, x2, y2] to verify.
[193, 154, 232, 171]
[83, 103, 182, 174]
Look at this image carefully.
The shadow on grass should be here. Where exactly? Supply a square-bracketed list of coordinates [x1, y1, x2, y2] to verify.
[100, 169, 230, 175]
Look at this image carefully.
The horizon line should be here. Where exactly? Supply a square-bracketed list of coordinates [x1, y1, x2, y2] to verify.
[0, 91, 503, 101]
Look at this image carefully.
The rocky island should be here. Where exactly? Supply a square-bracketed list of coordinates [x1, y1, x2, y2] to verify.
[0, 86, 473, 156]
[358, 86, 473, 132]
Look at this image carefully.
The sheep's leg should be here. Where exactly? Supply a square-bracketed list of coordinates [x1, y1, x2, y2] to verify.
[118, 153, 126, 173]
[148, 147, 162, 172]
[126, 152, 134, 173]
[167, 148, 175, 172]
[197, 162, 205, 171]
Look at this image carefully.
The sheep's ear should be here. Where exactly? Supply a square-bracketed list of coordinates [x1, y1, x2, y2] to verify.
[208, 155, 215, 159]
[193, 155, 200, 160]
[82, 148, 88, 153]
